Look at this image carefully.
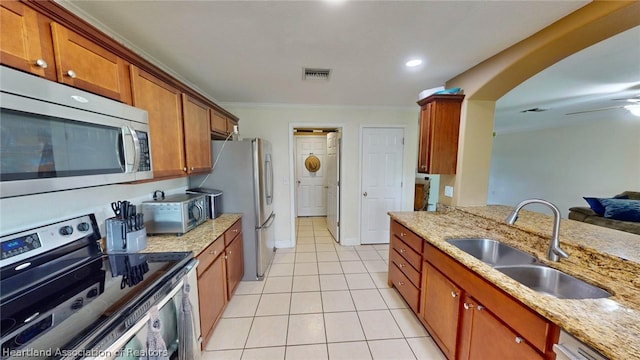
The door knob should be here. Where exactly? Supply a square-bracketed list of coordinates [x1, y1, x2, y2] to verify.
[297, 180, 301, 184]
[363, 192, 368, 197]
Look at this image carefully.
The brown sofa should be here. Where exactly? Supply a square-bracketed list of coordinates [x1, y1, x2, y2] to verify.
[568, 191, 640, 235]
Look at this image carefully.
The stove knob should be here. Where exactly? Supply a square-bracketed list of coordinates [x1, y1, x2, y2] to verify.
[87, 288, 98, 298]
[59, 226, 74, 236]
[71, 298, 84, 310]
[77, 222, 90, 232]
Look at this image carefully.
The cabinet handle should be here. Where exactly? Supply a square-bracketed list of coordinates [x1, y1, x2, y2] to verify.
[66, 70, 77, 78]
[228, 251, 232, 255]
[397, 281, 405, 286]
[224, 255, 228, 259]
[209, 250, 217, 255]
[477, 305, 484, 311]
[233, 229, 239, 233]
[450, 291, 458, 298]
[183, 167, 188, 172]
[399, 248, 406, 253]
[34, 59, 48, 68]
[400, 232, 407, 237]
[190, 167, 194, 171]
[463, 303, 474, 310]
[515, 337, 523, 344]
[399, 263, 406, 268]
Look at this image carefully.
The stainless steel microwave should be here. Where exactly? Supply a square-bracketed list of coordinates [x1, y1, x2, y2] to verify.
[0, 66, 153, 198]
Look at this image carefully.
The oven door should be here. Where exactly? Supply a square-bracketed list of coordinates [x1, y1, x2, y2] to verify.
[95, 267, 200, 360]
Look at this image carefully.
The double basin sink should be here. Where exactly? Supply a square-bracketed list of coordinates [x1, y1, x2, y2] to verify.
[446, 238, 611, 299]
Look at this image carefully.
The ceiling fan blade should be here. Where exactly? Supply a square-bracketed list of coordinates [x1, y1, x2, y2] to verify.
[565, 105, 625, 115]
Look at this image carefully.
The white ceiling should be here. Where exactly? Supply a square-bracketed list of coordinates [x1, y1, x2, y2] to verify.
[61, 1, 639, 132]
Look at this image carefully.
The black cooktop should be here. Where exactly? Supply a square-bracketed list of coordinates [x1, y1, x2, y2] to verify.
[0, 251, 192, 359]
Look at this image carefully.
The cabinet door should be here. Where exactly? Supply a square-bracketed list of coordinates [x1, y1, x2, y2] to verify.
[130, 65, 186, 178]
[183, 94, 212, 174]
[459, 295, 542, 360]
[0, 2, 54, 80]
[417, 101, 435, 173]
[197, 254, 227, 348]
[226, 118, 237, 135]
[50, 22, 132, 103]
[421, 262, 461, 360]
[225, 233, 244, 300]
[210, 109, 228, 135]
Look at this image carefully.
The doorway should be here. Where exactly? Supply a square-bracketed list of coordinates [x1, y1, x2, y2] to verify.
[292, 127, 342, 244]
[360, 127, 404, 244]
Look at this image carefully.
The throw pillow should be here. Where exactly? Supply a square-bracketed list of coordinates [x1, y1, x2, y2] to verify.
[598, 198, 640, 222]
[583, 195, 629, 216]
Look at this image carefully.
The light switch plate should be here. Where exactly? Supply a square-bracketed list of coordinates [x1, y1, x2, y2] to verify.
[444, 186, 454, 197]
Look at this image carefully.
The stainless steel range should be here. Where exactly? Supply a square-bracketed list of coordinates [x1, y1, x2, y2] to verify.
[0, 214, 200, 359]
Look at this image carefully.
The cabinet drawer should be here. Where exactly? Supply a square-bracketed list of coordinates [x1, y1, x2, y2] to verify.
[389, 247, 421, 288]
[389, 263, 420, 313]
[390, 235, 422, 271]
[225, 220, 242, 246]
[197, 235, 224, 277]
[390, 220, 423, 254]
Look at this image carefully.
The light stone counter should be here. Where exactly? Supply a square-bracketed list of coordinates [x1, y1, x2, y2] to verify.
[145, 213, 242, 256]
[389, 206, 640, 360]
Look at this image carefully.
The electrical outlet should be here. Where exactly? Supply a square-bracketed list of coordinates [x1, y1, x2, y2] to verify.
[444, 186, 454, 197]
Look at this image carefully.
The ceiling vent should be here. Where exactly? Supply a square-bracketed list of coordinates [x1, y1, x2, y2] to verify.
[520, 107, 549, 113]
[303, 68, 331, 81]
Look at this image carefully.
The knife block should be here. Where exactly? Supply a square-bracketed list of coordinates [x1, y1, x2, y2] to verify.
[105, 217, 147, 253]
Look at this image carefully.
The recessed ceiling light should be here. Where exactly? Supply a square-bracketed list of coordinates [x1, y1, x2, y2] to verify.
[406, 59, 423, 67]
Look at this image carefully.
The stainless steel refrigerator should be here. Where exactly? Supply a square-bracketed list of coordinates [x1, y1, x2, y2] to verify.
[190, 138, 275, 280]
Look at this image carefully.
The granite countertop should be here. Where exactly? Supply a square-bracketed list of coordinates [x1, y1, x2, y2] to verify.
[145, 213, 242, 256]
[389, 206, 640, 360]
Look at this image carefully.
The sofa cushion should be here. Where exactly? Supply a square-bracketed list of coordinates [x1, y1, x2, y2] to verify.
[598, 198, 640, 222]
[583, 194, 629, 215]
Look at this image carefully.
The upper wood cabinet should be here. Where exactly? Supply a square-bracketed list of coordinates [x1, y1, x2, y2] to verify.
[0, 1, 55, 80]
[182, 94, 213, 174]
[210, 109, 227, 136]
[130, 65, 186, 178]
[50, 22, 132, 104]
[417, 94, 464, 174]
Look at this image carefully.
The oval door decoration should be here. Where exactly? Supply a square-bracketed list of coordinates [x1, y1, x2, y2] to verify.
[304, 154, 321, 173]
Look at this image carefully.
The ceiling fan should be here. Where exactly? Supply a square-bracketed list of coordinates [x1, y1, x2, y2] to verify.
[565, 95, 640, 116]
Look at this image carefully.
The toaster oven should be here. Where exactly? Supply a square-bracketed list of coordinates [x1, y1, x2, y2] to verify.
[142, 194, 208, 235]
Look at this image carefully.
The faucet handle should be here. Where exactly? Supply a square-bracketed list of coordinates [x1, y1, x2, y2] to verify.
[554, 247, 569, 259]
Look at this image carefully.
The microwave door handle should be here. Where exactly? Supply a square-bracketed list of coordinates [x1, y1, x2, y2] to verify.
[121, 126, 141, 173]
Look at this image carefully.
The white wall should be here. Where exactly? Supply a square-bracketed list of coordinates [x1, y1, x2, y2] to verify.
[0, 178, 188, 236]
[224, 104, 419, 247]
[488, 117, 640, 217]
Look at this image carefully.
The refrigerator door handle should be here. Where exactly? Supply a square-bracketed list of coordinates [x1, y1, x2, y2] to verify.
[262, 213, 276, 229]
[265, 154, 274, 205]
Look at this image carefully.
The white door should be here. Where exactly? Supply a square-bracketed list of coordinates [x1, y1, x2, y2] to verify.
[296, 135, 327, 217]
[326, 132, 340, 242]
[360, 127, 404, 244]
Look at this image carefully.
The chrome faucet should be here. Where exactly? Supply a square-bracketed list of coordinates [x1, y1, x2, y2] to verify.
[505, 199, 569, 262]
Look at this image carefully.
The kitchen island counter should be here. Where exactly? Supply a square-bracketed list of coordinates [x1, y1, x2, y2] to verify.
[146, 213, 242, 256]
[389, 206, 640, 360]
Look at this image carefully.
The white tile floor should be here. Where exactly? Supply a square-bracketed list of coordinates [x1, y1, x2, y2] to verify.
[202, 217, 446, 360]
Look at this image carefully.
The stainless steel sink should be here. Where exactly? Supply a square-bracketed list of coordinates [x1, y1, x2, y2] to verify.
[496, 265, 611, 299]
[446, 238, 539, 267]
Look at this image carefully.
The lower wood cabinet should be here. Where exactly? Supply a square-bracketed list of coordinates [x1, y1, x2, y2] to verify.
[421, 263, 461, 360]
[197, 242, 226, 347]
[458, 294, 542, 360]
[196, 218, 245, 349]
[388, 218, 559, 360]
[225, 228, 244, 300]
